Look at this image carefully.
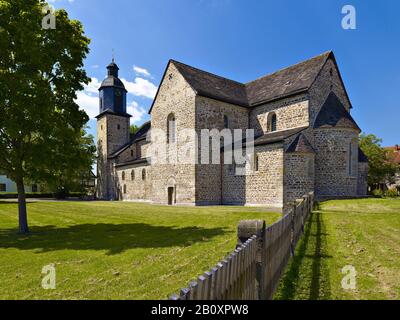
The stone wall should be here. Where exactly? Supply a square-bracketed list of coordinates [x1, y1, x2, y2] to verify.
[222, 144, 284, 208]
[313, 128, 359, 198]
[249, 94, 309, 136]
[309, 58, 352, 126]
[149, 62, 197, 205]
[115, 164, 151, 201]
[195, 96, 249, 205]
[96, 114, 130, 200]
[284, 152, 315, 204]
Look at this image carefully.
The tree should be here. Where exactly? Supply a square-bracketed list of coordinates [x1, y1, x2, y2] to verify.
[359, 133, 397, 189]
[40, 127, 96, 198]
[130, 124, 139, 135]
[0, 0, 92, 233]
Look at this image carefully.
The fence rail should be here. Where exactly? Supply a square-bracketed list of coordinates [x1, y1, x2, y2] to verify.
[170, 191, 314, 300]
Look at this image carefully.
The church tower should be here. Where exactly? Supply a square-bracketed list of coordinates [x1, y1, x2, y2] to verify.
[96, 59, 131, 200]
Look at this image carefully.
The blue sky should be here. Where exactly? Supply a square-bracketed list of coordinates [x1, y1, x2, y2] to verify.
[51, 0, 400, 146]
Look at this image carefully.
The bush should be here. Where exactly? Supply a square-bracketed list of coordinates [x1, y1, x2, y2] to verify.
[372, 189, 384, 198]
[385, 188, 399, 198]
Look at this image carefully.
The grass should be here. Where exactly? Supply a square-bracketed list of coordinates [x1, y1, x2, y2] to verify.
[275, 198, 400, 300]
[0, 200, 280, 300]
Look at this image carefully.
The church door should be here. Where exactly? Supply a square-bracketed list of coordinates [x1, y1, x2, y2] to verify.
[168, 187, 175, 205]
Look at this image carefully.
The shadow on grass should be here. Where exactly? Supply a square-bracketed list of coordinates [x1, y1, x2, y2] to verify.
[276, 204, 332, 300]
[0, 223, 229, 255]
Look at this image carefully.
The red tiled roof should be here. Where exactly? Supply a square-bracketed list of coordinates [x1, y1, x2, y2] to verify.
[384, 145, 400, 164]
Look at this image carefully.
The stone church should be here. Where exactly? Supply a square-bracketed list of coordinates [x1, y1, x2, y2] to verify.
[96, 51, 368, 210]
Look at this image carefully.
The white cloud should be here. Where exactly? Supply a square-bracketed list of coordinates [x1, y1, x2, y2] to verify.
[75, 77, 152, 122]
[121, 77, 157, 99]
[133, 65, 151, 78]
[76, 90, 98, 119]
[127, 101, 147, 124]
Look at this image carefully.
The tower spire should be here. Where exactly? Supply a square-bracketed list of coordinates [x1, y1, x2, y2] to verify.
[112, 48, 115, 63]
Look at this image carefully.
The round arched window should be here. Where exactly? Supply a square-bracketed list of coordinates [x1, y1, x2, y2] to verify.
[131, 170, 135, 180]
[121, 171, 125, 181]
[142, 169, 146, 180]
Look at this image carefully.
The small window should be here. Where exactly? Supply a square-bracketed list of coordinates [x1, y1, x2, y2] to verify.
[270, 114, 277, 132]
[117, 124, 121, 130]
[0, 184, 6, 192]
[121, 171, 125, 181]
[101, 125, 103, 130]
[329, 68, 333, 76]
[223, 115, 229, 129]
[131, 149, 134, 157]
[254, 154, 259, 172]
[123, 184, 127, 194]
[142, 169, 146, 180]
[167, 113, 176, 144]
[131, 170, 135, 180]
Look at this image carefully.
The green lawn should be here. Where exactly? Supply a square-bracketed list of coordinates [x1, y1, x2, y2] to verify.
[0, 201, 280, 300]
[275, 198, 400, 300]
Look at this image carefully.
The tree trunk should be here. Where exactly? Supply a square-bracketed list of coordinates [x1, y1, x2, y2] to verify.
[16, 176, 29, 234]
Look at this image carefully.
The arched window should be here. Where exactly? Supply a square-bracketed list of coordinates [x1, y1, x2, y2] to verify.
[167, 113, 176, 144]
[266, 112, 277, 132]
[348, 142, 353, 176]
[254, 154, 259, 172]
[224, 115, 229, 129]
[123, 184, 127, 194]
[142, 169, 146, 180]
[131, 149, 134, 157]
[131, 170, 135, 180]
[121, 171, 125, 181]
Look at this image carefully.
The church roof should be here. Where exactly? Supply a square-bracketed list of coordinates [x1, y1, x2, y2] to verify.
[150, 51, 351, 113]
[313, 92, 360, 131]
[99, 76, 127, 91]
[253, 126, 308, 147]
[95, 109, 131, 119]
[108, 121, 151, 159]
[286, 133, 315, 153]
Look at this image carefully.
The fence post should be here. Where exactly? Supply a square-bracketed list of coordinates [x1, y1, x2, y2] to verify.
[237, 220, 265, 300]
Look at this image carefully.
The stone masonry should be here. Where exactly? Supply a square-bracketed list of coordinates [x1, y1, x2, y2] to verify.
[96, 51, 368, 210]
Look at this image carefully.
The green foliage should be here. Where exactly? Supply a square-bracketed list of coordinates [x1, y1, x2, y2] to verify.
[130, 124, 139, 135]
[275, 198, 400, 300]
[39, 127, 96, 197]
[372, 188, 384, 198]
[0, 0, 93, 232]
[359, 133, 397, 187]
[384, 188, 399, 198]
[0, 201, 280, 299]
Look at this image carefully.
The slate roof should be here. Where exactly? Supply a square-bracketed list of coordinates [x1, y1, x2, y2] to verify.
[149, 51, 352, 113]
[95, 109, 131, 119]
[245, 52, 331, 106]
[108, 121, 151, 159]
[253, 126, 308, 147]
[313, 92, 360, 131]
[99, 76, 127, 91]
[286, 133, 315, 153]
[115, 158, 150, 168]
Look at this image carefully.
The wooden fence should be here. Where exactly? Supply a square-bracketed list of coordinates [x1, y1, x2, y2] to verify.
[170, 191, 314, 300]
